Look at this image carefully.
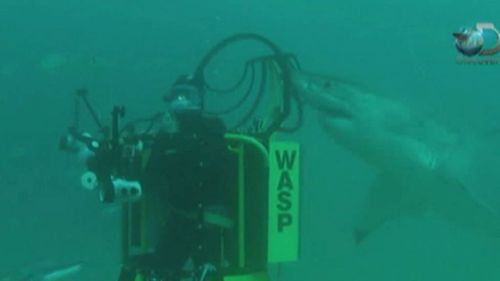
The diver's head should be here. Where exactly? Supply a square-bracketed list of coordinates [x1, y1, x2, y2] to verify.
[164, 74, 203, 114]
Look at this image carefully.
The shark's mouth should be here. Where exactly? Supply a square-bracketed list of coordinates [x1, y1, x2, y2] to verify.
[317, 102, 353, 120]
[329, 107, 353, 120]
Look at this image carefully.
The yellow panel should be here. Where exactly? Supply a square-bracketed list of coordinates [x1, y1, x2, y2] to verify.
[224, 271, 270, 281]
[268, 141, 300, 263]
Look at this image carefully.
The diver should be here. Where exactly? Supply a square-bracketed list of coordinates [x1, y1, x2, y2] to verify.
[59, 33, 303, 281]
[119, 74, 237, 281]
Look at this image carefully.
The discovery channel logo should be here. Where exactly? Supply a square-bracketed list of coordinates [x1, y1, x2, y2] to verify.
[453, 22, 500, 64]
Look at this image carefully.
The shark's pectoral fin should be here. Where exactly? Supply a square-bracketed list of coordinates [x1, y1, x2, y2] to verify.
[354, 171, 427, 244]
[354, 173, 404, 244]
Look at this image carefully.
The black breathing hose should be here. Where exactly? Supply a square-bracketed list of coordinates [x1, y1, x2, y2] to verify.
[190, 33, 302, 135]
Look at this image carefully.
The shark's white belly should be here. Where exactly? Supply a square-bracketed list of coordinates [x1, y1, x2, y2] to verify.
[323, 119, 445, 174]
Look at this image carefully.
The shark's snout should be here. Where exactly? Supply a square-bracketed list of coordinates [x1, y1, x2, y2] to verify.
[291, 70, 354, 120]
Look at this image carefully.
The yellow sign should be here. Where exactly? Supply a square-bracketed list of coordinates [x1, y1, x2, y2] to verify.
[224, 272, 269, 281]
[267, 142, 300, 263]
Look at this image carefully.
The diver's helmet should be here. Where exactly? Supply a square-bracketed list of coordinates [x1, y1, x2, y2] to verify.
[164, 74, 203, 113]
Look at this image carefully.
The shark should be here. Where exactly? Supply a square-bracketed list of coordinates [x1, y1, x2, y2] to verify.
[0, 262, 82, 281]
[290, 68, 500, 244]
